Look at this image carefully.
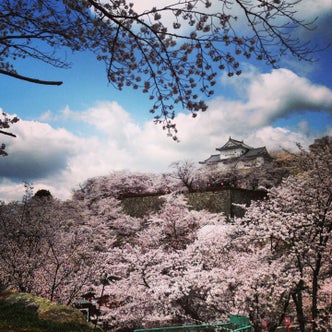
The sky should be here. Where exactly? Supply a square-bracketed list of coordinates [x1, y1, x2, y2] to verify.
[0, 0, 331, 202]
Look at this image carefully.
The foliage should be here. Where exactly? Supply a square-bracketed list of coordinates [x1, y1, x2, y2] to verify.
[1, 0, 316, 138]
[85, 138, 331, 330]
[74, 171, 182, 200]
[0, 138, 330, 331]
[0, 186, 99, 305]
[233, 136, 332, 332]
[169, 160, 199, 192]
[0, 290, 102, 332]
[239, 156, 292, 190]
[0, 112, 19, 156]
[87, 193, 225, 330]
[170, 156, 291, 192]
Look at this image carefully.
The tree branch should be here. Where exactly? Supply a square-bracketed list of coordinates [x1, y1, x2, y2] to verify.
[0, 69, 63, 86]
[0, 130, 16, 138]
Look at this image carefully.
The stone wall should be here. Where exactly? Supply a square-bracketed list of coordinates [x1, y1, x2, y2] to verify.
[120, 188, 267, 218]
[121, 193, 164, 218]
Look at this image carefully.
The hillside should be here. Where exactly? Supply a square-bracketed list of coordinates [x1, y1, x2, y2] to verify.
[0, 290, 103, 332]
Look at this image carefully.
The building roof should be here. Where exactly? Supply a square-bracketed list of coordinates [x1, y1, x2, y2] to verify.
[216, 137, 253, 152]
[200, 138, 272, 165]
[242, 147, 271, 159]
[199, 154, 221, 164]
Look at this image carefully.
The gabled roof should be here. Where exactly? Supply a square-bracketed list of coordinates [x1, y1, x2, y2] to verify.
[199, 154, 220, 164]
[216, 137, 253, 151]
[199, 138, 272, 165]
[242, 147, 270, 159]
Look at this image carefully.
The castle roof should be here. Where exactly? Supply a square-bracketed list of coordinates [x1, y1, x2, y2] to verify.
[200, 138, 272, 165]
[200, 154, 220, 164]
[243, 147, 271, 159]
[216, 137, 253, 152]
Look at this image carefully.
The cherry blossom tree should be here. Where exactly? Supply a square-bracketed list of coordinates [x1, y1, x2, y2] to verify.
[171, 160, 243, 192]
[234, 136, 332, 332]
[67, 137, 332, 330]
[73, 171, 180, 201]
[160, 137, 331, 331]
[1, 137, 330, 332]
[87, 193, 225, 329]
[1, 0, 316, 138]
[170, 160, 200, 192]
[0, 112, 19, 155]
[238, 156, 291, 190]
[134, 219, 298, 331]
[0, 186, 99, 305]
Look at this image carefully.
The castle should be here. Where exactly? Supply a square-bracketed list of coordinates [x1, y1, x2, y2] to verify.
[199, 137, 272, 170]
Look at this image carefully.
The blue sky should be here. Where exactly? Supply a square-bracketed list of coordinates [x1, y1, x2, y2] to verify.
[0, 0, 331, 201]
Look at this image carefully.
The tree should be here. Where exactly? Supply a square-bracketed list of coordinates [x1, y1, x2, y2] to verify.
[171, 160, 244, 192]
[73, 171, 178, 202]
[66, 156, 330, 329]
[0, 112, 19, 156]
[53, 139, 332, 330]
[1, 0, 316, 138]
[33, 189, 53, 199]
[239, 156, 291, 190]
[0, 186, 99, 305]
[168, 224, 293, 329]
[0, 0, 91, 86]
[235, 137, 332, 332]
[84, 193, 224, 329]
[170, 160, 199, 192]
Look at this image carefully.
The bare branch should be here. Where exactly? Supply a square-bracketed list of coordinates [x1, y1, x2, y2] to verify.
[0, 130, 16, 138]
[0, 69, 63, 86]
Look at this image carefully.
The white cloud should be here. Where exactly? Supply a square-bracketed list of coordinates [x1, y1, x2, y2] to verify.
[246, 69, 332, 127]
[1, 67, 331, 202]
[0, 121, 77, 179]
[131, 0, 170, 13]
[0, 180, 26, 202]
[246, 126, 314, 152]
[299, 0, 332, 18]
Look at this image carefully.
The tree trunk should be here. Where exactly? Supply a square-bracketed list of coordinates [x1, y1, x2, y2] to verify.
[50, 263, 60, 301]
[292, 281, 306, 332]
[311, 254, 322, 332]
